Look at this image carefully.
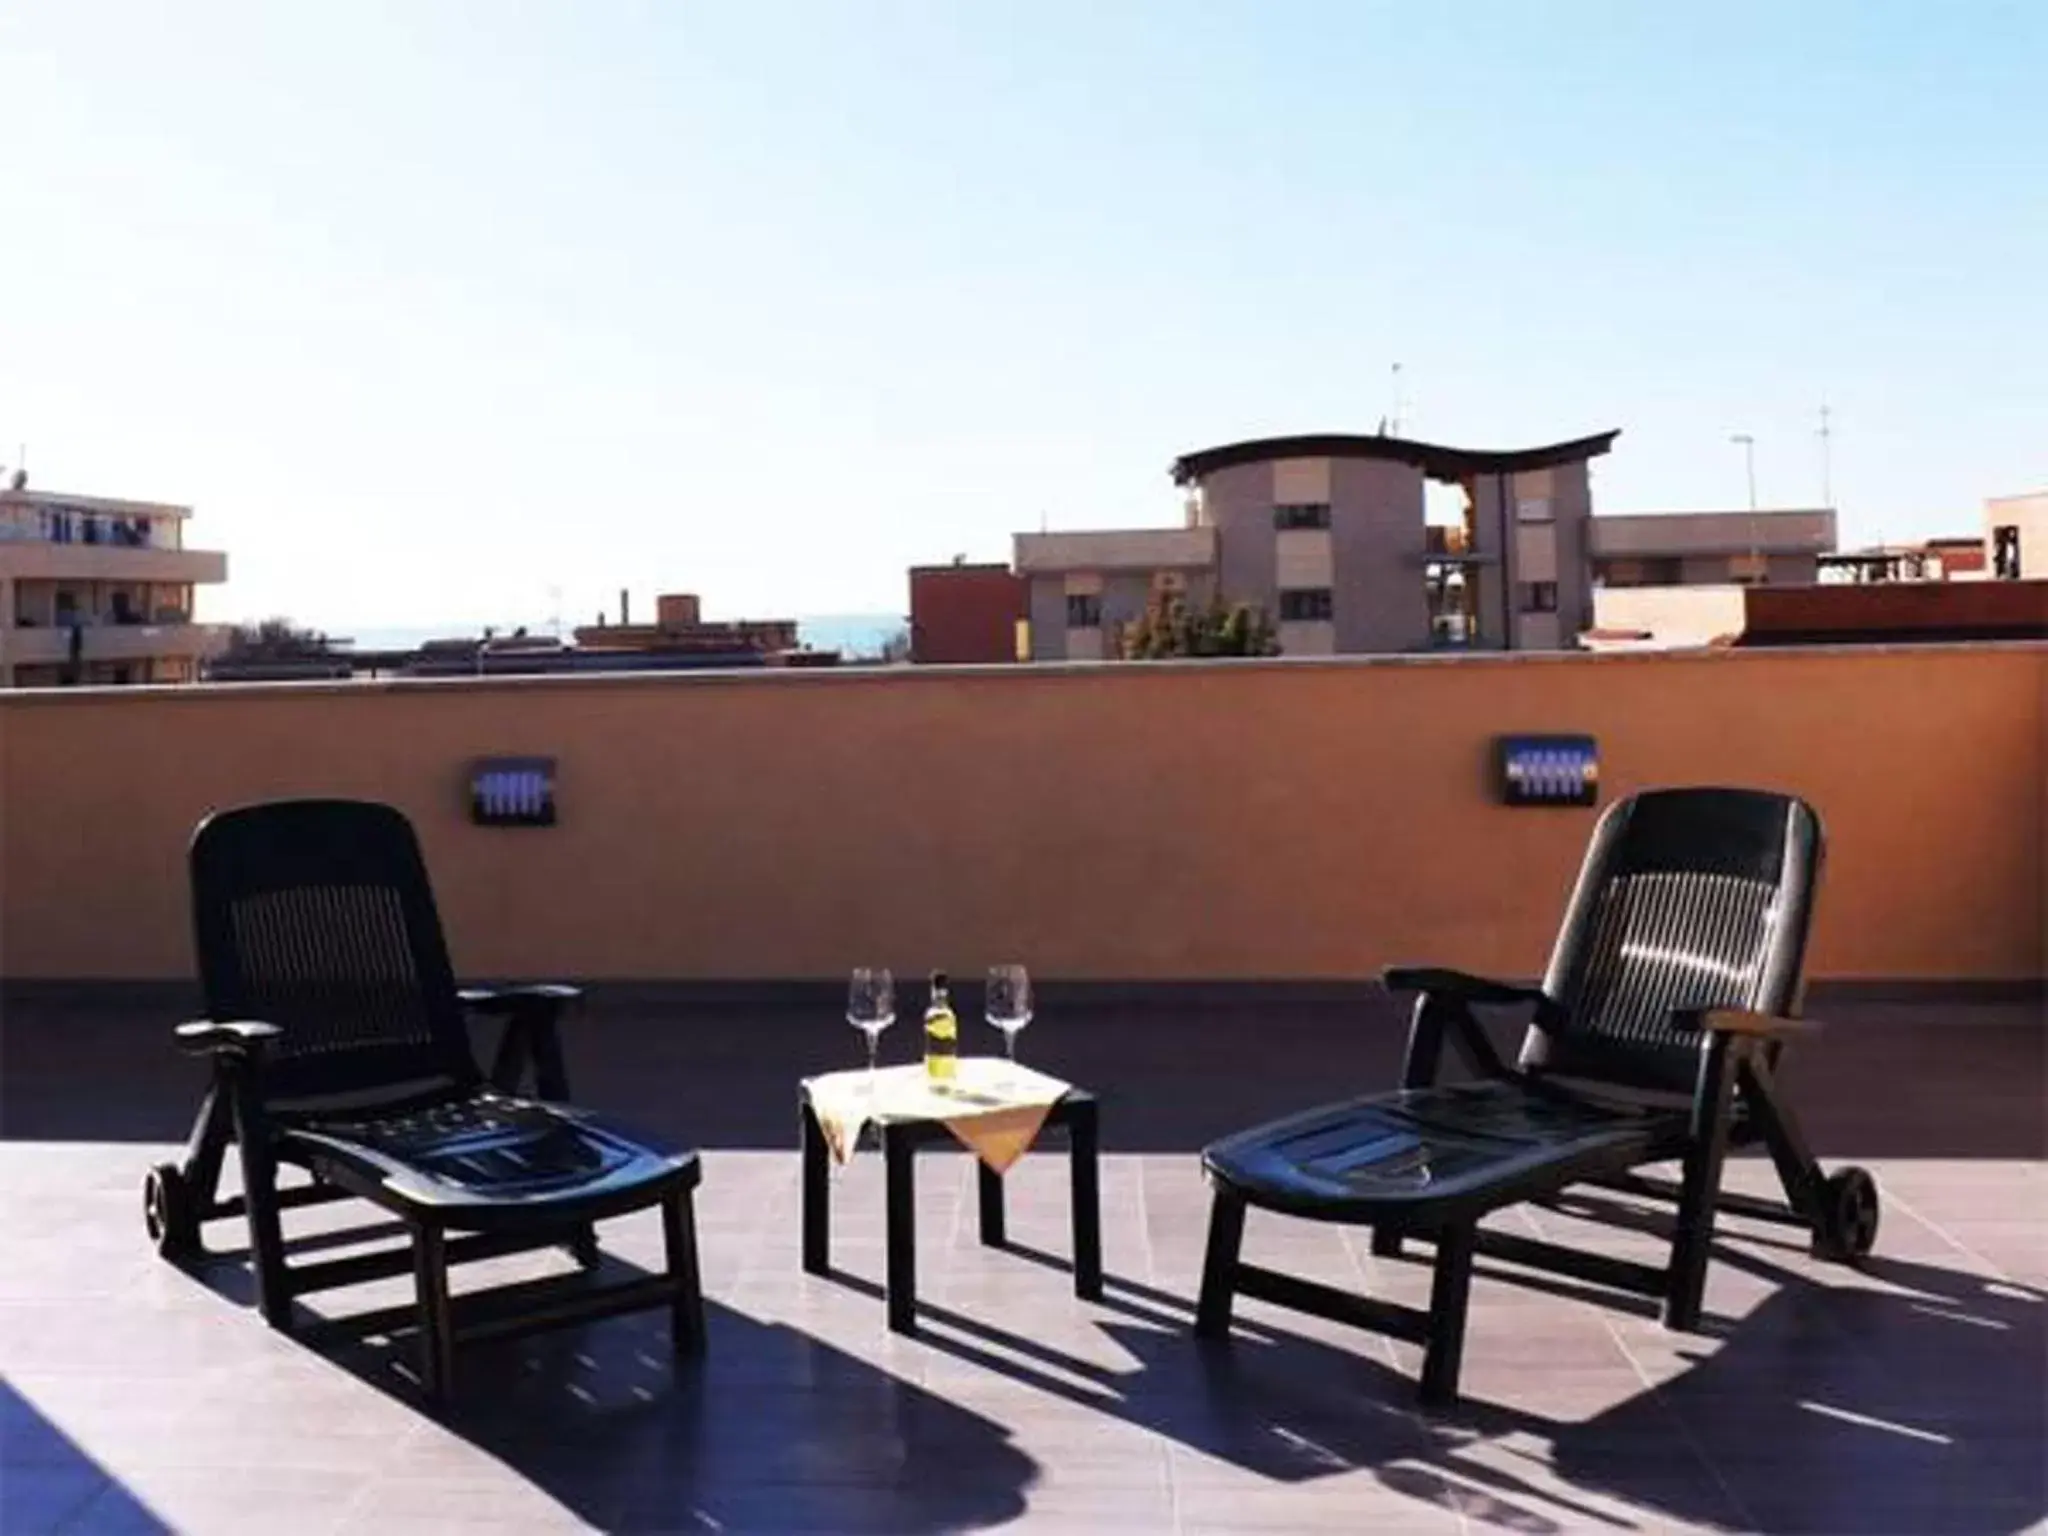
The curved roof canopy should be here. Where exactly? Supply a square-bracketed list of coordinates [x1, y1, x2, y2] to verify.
[1170, 430, 1621, 486]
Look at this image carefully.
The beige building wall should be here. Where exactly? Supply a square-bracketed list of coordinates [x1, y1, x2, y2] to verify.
[1274, 529, 1334, 589]
[1591, 509, 1837, 560]
[1327, 456, 1431, 652]
[1272, 457, 1333, 506]
[1025, 576, 1069, 660]
[1, 645, 2039, 985]
[1201, 461, 1282, 616]
[1512, 468, 1555, 522]
[1986, 492, 2048, 578]
[1276, 620, 1336, 655]
[1015, 527, 1215, 575]
[1515, 524, 1559, 583]
[1593, 584, 1751, 645]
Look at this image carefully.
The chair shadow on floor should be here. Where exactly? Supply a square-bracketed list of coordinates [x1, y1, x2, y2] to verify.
[1533, 1190, 2046, 1536]
[177, 1225, 1042, 1535]
[836, 1219, 2046, 1536]
[2, 1379, 173, 1534]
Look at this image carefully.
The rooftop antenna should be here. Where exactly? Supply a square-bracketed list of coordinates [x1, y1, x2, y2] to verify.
[1817, 403, 1834, 509]
[1388, 363, 1406, 437]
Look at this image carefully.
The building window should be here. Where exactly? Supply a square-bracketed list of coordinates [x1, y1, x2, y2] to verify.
[1518, 581, 1558, 614]
[1065, 593, 1102, 629]
[1273, 503, 1331, 530]
[1279, 588, 1333, 622]
[1595, 557, 1686, 588]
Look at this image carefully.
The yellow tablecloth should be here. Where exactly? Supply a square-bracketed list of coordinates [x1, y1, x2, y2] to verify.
[801, 1057, 1072, 1173]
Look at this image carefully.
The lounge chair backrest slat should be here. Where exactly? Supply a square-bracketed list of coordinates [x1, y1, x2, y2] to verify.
[1521, 787, 1823, 1096]
[190, 799, 480, 1103]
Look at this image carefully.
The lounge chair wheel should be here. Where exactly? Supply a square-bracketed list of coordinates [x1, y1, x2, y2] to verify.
[144, 1163, 199, 1259]
[1812, 1165, 1879, 1262]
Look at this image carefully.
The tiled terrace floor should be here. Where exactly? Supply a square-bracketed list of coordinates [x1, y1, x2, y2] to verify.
[3, 988, 2043, 1534]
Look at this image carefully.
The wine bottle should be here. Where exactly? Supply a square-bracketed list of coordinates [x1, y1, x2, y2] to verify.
[923, 970, 958, 1087]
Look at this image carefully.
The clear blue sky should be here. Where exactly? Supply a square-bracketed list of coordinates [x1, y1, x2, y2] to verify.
[3, 1, 2041, 628]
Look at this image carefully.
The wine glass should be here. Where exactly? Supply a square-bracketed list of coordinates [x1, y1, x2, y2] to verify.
[847, 968, 894, 1091]
[985, 964, 1033, 1083]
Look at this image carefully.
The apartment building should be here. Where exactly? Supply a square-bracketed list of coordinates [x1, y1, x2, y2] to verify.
[1016, 430, 1620, 659]
[0, 484, 229, 687]
[1581, 508, 1840, 644]
[1589, 508, 1837, 587]
[1816, 536, 1988, 584]
[571, 592, 806, 659]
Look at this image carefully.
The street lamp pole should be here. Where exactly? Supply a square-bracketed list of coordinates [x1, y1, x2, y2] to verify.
[1730, 433, 1757, 511]
[1730, 433, 1760, 580]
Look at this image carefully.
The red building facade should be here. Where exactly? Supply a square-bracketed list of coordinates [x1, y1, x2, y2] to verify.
[909, 563, 1026, 664]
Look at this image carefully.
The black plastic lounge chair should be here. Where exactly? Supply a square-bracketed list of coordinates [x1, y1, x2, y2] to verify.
[1195, 786, 1879, 1406]
[142, 798, 705, 1400]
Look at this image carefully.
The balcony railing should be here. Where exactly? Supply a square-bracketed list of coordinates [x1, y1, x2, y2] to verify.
[0, 540, 224, 585]
[6, 619, 229, 665]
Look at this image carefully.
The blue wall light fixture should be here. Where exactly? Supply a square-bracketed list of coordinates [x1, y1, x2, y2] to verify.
[470, 757, 557, 826]
[1496, 735, 1599, 807]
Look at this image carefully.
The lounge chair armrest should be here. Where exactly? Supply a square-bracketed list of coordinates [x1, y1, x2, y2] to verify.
[1673, 1007, 1821, 1040]
[1383, 969, 1542, 1084]
[1383, 967, 1552, 1009]
[174, 1019, 283, 1058]
[458, 983, 583, 1015]
[461, 985, 580, 1097]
